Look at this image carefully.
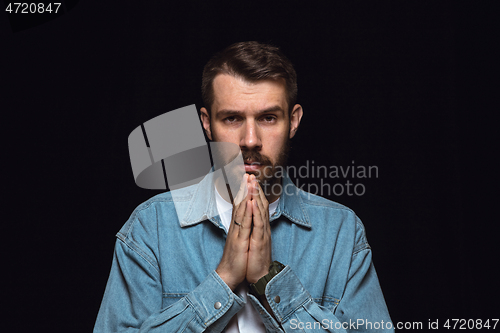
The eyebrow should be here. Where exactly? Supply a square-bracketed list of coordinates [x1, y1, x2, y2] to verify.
[216, 105, 285, 118]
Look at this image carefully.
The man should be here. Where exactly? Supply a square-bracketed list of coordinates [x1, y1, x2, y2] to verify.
[94, 41, 393, 332]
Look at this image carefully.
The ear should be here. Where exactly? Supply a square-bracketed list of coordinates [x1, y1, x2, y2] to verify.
[200, 107, 213, 140]
[289, 104, 303, 139]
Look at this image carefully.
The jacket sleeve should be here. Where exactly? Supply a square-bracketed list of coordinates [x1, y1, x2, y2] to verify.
[93, 238, 244, 333]
[246, 220, 393, 333]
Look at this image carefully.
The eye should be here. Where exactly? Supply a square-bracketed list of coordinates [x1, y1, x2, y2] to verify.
[261, 115, 277, 123]
[224, 116, 239, 124]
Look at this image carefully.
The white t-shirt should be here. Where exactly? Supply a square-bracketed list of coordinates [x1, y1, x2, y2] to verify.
[214, 185, 279, 333]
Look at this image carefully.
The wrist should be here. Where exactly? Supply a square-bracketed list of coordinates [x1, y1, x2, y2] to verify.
[247, 268, 270, 285]
[249, 261, 285, 297]
[215, 268, 238, 291]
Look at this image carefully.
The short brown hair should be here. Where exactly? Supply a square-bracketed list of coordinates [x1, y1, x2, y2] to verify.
[201, 41, 297, 114]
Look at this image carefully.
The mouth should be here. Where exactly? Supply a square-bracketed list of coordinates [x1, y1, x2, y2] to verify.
[244, 161, 261, 171]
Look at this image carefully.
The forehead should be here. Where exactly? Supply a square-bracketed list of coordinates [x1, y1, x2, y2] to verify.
[212, 74, 287, 113]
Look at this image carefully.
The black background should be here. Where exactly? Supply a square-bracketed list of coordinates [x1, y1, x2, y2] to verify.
[2, 1, 499, 332]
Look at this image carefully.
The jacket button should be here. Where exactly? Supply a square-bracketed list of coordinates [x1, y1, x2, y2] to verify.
[274, 296, 281, 303]
[214, 302, 222, 309]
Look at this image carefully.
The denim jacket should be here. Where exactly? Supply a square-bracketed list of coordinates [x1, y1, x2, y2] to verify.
[94, 172, 393, 332]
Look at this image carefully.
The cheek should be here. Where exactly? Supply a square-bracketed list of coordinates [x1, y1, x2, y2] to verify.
[210, 126, 238, 144]
[208, 122, 225, 141]
[264, 133, 288, 159]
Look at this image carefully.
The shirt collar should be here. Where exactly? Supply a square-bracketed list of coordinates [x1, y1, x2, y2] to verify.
[272, 174, 311, 228]
[178, 170, 311, 229]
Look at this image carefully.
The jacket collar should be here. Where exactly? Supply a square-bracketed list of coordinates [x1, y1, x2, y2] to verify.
[178, 170, 311, 229]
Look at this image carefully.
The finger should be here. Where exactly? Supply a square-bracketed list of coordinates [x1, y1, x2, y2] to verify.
[246, 174, 254, 198]
[250, 178, 270, 238]
[258, 181, 271, 234]
[232, 174, 251, 221]
[233, 173, 249, 206]
[253, 180, 269, 227]
[251, 198, 265, 240]
[228, 180, 250, 237]
[231, 196, 249, 234]
[257, 179, 269, 210]
[237, 199, 253, 240]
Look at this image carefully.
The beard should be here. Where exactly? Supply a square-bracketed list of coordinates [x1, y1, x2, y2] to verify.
[242, 138, 290, 197]
[210, 119, 292, 199]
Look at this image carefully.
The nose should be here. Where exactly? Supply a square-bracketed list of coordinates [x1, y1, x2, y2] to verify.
[241, 119, 261, 151]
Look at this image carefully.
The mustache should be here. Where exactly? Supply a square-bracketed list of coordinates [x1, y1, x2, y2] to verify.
[242, 151, 272, 165]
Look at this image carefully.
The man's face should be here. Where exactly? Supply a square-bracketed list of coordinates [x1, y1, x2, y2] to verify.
[201, 74, 302, 194]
